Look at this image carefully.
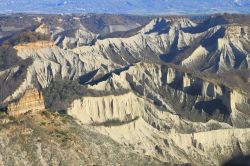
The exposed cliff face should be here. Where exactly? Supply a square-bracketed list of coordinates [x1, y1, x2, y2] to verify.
[68, 91, 250, 165]
[68, 92, 141, 124]
[182, 24, 250, 73]
[68, 62, 250, 165]
[95, 118, 250, 166]
[35, 23, 50, 35]
[224, 25, 249, 39]
[14, 41, 55, 49]
[83, 62, 249, 124]
[230, 90, 250, 127]
[7, 88, 45, 116]
[53, 24, 99, 49]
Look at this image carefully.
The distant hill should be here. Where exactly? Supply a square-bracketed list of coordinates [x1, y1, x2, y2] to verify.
[0, 0, 250, 14]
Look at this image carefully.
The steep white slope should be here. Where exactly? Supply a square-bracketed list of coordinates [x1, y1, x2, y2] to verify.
[218, 37, 249, 72]
[3, 65, 33, 103]
[140, 17, 196, 34]
[73, 18, 204, 66]
[181, 25, 250, 73]
[3, 42, 117, 102]
[68, 92, 142, 124]
[0, 66, 20, 78]
[35, 23, 50, 35]
[68, 89, 250, 165]
[71, 62, 250, 123]
[101, 23, 141, 35]
[182, 45, 209, 68]
[54, 24, 99, 49]
[230, 90, 250, 126]
[94, 119, 250, 165]
[68, 62, 250, 165]
[68, 90, 232, 131]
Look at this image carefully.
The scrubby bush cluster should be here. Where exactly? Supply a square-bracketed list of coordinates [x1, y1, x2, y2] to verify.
[3, 31, 50, 46]
[43, 79, 129, 111]
[92, 116, 139, 127]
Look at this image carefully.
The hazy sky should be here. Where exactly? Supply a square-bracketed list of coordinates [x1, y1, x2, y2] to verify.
[0, 0, 249, 14]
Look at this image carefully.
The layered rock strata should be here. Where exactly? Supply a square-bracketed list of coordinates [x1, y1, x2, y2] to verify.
[7, 88, 45, 116]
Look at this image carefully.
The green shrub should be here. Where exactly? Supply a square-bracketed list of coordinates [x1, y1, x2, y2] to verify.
[40, 122, 46, 126]
[42, 110, 51, 118]
[9, 116, 16, 121]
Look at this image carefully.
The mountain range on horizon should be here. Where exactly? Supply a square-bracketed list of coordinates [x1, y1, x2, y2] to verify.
[0, 0, 250, 14]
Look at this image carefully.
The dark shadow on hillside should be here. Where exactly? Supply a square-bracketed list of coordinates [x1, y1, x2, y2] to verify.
[195, 99, 229, 115]
[223, 155, 250, 166]
[145, 18, 170, 35]
[79, 69, 99, 85]
[201, 27, 226, 47]
[183, 15, 228, 34]
[86, 65, 132, 86]
[0, 46, 32, 102]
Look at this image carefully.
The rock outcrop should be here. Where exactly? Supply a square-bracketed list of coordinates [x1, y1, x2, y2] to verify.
[7, 88, 45, 116]
[225, 25, 249, 39]
[54, 24, 99, 49]
[35, 23, 50, 35]
[68, 92, 141, 124]
[14, 41, 55, 50]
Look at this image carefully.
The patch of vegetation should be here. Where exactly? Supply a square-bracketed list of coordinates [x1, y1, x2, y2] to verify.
[41, 110, 52, 118]
[54, 129, 68, 137]
[0, 111, 6, 117]
[0, 104, 7, 116]
[155, 145, 163, 156]
[43, 79, 129, 111]
[0, 45, 31, 70]
[3, 31, 50, 46]
[40, 122, 46, 126]
[92, 116, 139, 127]
[49, 129, 71, 146]
[9, 116, 16, 121]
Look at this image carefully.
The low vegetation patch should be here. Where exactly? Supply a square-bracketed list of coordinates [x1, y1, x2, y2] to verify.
[3, 31, 50, 46]
[92, 116, 139, 127]
[43, 79, 129, 111]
